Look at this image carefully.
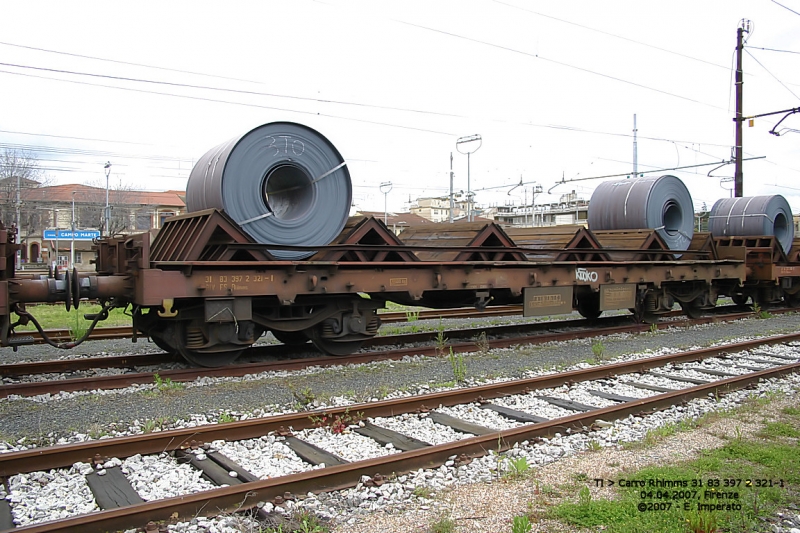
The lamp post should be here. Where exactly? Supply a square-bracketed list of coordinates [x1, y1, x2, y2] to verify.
[70, 191, 76, 269]
[456, 134, 482, 222]
[379, 181, 393, 225]
[104, 161, 112, 236]
[53, 208, 60, 271]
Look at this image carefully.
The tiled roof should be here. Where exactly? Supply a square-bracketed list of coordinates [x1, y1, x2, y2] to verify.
[22, 184, 186, 208]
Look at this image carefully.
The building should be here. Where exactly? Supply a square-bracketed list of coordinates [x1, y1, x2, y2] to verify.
[354, 210, 430, 235]
[409, 196, 463, 223]
[489, 191, 589, 227]
[12, 184, 185, 270]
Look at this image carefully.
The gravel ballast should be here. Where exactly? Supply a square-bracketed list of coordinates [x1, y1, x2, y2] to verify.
[1, 311, 800, 532]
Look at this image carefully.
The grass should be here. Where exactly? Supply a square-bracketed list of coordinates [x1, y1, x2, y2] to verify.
[591, 339, 606, 362]
[153, 373, 184, 391]
[504, 456, 531, 480]
[14, 303, 130, 330]
[447, 347, 467, 383]
[546, 400, 800, 533]
[428, 514, 456, 533]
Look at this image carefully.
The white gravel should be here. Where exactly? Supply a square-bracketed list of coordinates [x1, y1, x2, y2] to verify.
[210, 436, 314, 479]
[122, 453, 216, 501]
[6, 465, 98, 526]
[369, 413, 475, 445]
[293, 427, 401, 462]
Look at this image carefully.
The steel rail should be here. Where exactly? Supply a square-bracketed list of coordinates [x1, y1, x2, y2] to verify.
[0, 311, 630, 379]
[5, 338, 799, 533]
[0, 310, 761, 398]
[2, 331, 798, 476]
[6, 306, 525, 345]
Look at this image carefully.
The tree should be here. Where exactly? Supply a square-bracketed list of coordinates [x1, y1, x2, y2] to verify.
[0, 148, 50, 241]
[81, 178, 137, 235]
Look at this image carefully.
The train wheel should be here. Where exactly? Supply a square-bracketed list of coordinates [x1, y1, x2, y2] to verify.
[271, 330, 310, 346]
[785, 293, 800, 308]
[150, 334, 176, 354]
[308, 325, 364, 356]
[175, 323, 243, 367]
[731, 294, 749, 306]
[576, 293, 602, 320]
[680, 299, 703, 319]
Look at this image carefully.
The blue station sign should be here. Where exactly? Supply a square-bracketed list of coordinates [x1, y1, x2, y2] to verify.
[43, 230, 101, 240]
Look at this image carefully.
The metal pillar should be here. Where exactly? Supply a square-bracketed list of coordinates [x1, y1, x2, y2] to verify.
[456, 134, 482, 222]
[734, 23, 748, 197]
[104, 161, 112, 235]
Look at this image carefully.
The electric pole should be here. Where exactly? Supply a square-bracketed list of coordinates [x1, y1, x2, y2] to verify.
[734, 21, 750, 197]
[449, 152, 454, 223]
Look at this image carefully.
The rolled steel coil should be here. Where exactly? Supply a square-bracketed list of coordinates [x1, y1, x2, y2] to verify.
[587, 175, 694, 250]
[186, 122, 352, 260]
[708, 195, 794, 253]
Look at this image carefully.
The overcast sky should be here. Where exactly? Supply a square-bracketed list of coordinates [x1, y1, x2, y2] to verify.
[1, 0, 799, 214]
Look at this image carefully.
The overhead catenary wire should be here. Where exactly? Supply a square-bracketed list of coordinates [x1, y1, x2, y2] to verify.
[743, 49, 800, 101]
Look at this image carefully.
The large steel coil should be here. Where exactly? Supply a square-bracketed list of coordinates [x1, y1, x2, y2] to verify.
[186, 122, 352, 260]
[708, 195, 794, 253]
[587, 175, 694, 250]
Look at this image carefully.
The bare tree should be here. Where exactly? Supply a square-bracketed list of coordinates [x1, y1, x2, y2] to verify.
[0, 148, 50, 240]
[82, 178, 138, 235]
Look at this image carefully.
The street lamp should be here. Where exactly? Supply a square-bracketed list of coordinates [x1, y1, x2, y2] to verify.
[379, 181, 393, 225]
[456, 134, 482, 222]
[53, 208, 60, 271]
[104, 161, 112, 236]
[70, 191, 76, 269]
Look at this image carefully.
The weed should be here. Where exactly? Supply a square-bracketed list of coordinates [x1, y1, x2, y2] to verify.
[435, 323, 448, 355]
[291, 386, 316, 408]
[375, 384, 391, 400]
[586, 440, 602, 452]
[68, 309, 89, 341]
[429, 514, 455, 533]
[782, 406, 800, 416]
[474, 330, 490, 352]
[573, 472, 589, 482]
[686, 510, 717, 533]
[142, 417, 169, 433]
[577, 485, 591, 506]
[412, 485, 433, 499]
[217, 412, 236, 424]
[591, 340, 605, 362]
[511, 514, 533, 533]
[309, 407, 362, 434]
[87, 423, 108, 440]
[759, 421, 800, 439]
[405, 309, 420, 322]
[649, 323, 658, 334]
[295, 510, 327, 533]
[153, 373, 184, 391]
[504, 456, 530, 480]
[448, 347, 467, 383]
[752, 302, 772, 319]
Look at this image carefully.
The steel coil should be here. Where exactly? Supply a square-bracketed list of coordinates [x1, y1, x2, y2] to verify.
[708, 195, 794, 253]
[587, 175, 694, 250]
[186, 122, 352, 260]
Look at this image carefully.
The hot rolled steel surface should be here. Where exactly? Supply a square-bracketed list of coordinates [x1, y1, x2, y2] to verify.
[588, 175, 694, 250]
[708, 195, 795, 253]
[186, 122, 352, 260]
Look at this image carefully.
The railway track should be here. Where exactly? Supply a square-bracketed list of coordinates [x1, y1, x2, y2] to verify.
[8, 306, 525, 345]
[0, 307, 773, 398]
[1, 333, 798, 532]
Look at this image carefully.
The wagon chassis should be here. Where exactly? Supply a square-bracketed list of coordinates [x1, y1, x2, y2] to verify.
[1, 210, 798, 366]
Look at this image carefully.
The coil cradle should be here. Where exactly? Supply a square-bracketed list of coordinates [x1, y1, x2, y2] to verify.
[587, 175, 701, 320]
[186, 122, 352, 260]
[708, 195, 794, 254]
[587, 175, 695, 250]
